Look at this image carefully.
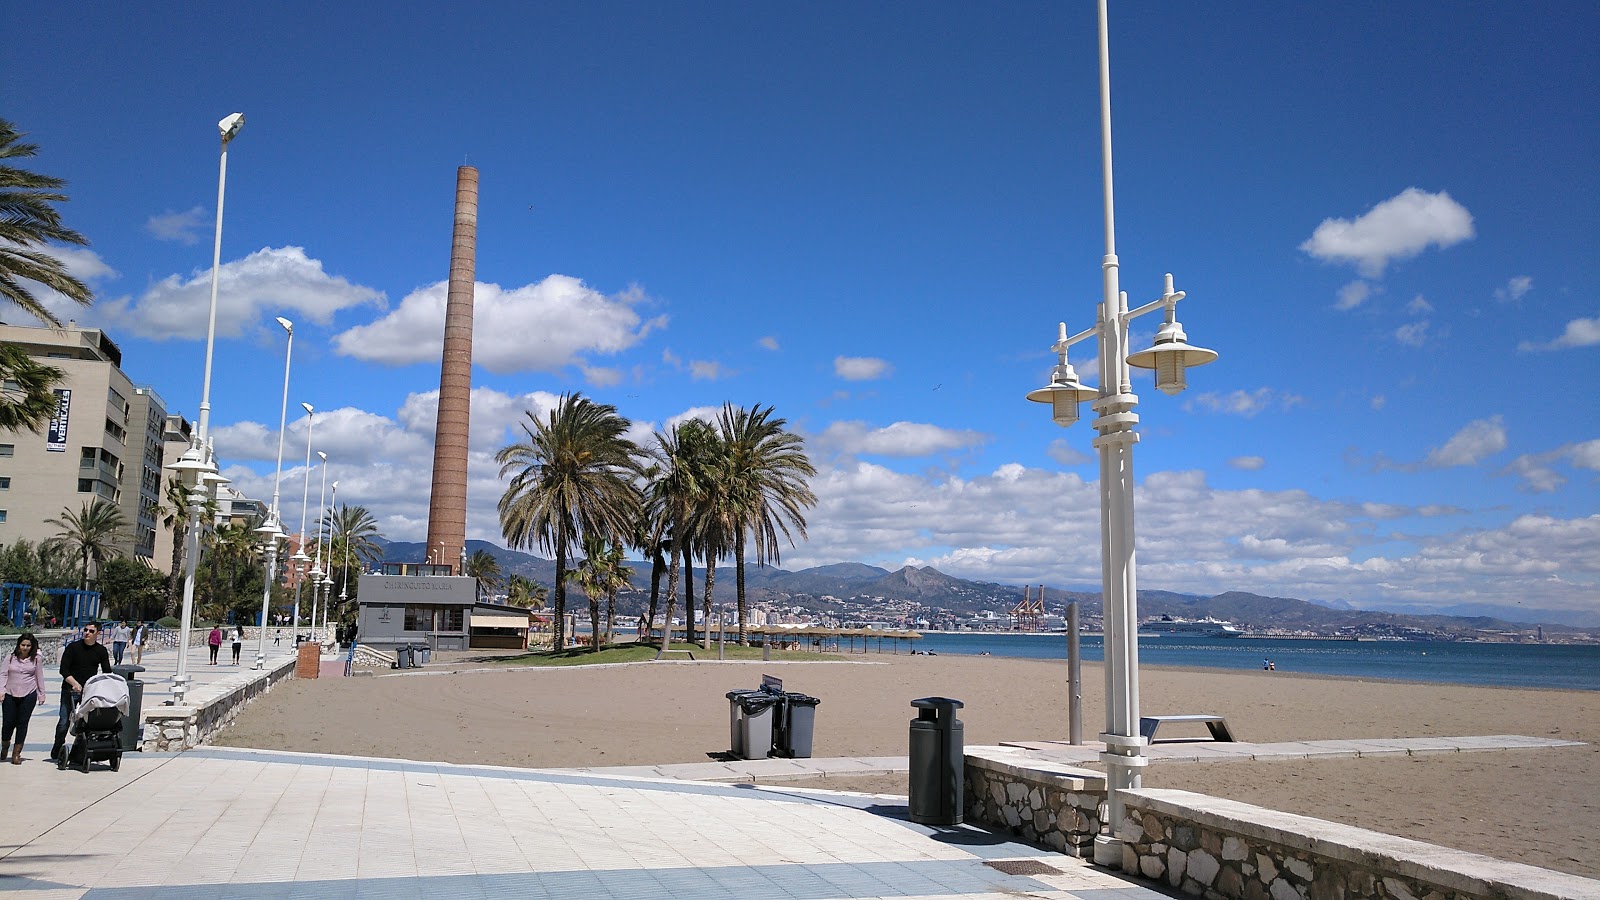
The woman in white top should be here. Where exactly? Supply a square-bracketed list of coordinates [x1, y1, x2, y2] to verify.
[131, 622, 147, 665]
[230, 626, 244, 665]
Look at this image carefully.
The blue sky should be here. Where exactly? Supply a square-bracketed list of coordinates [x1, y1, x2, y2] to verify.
[6, 2, 1598, 623]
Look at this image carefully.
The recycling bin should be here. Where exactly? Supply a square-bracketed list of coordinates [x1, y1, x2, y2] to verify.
[111, 664, 146, 751]
[725, 689, 779, 760]
[908, 696, 964, 825]
[779, 693, 820, 758]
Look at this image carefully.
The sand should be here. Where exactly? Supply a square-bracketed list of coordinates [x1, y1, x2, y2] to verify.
[215, 650, 1600, 878]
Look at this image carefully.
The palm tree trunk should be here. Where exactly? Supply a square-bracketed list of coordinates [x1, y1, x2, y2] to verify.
[702, 556, 716, 651]
[605, 586, 616, 645]
[646, 549, 664, 642]
[683, 538, 696, 644]
[553, 541, 568, 651]
[168, 521, 185, 614]
[736, 531, 748, 644]
[657, 547, 681, 658]
[589, 590, 601, 652]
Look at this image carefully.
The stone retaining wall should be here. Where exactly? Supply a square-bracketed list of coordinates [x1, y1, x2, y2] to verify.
[140, 656, 298, 751]
[1118, 788, 1600, 900]
[963, 749, 1107, 856]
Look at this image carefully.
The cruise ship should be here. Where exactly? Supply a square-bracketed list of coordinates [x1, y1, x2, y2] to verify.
[1142, 615, 1244, 638]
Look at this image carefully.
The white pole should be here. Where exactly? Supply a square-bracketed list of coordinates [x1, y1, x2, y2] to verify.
[324, 480, 337, 636]
[1091, 0, 1146, 859]
[255, 319, 293, 669]
[312, 452, 328, 641]
[292, 405, 314, 633]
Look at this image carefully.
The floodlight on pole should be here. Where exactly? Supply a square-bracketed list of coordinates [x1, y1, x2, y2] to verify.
[1023, 0, 1218, 865]
[255, 316, 294, 669]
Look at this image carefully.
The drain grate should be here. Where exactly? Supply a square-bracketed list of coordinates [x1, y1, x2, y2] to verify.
[984, 859, 1063, 876]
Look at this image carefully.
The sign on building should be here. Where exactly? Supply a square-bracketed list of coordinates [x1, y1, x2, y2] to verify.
[46, 389, 71, 452]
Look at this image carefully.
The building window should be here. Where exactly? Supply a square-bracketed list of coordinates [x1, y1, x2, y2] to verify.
[404, 605, 464, 632]
[78, 478, 94, 493]
[104, 418, 126, 442]
[0, 511, 7, 524]
[0, 476, 9, 489]
[0, 444, 13, 457]
[81, 447, 96, 468]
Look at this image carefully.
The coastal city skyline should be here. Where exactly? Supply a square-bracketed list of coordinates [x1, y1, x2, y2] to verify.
[5, 3, 1597, 623]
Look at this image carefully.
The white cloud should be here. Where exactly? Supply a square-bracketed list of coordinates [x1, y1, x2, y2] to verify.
[816, 420, 986, 458]
[757, 336, 780, 351]
[580, 365, 624, 387]
[1424, 416, 1506, 468]
[834, 356, 892, 381]
[1185, 388, 1304, 418]
[1334, 280, 1371, 311]
[1300, 188, 1475, 278]
[1501, 439, 1600, 493]
[334, 274, 663, 374]
[688, 360, 726, 381]
[145, 206, 208, 245]
[1494, 276, 1533, 303]
[1393, 320, 1430, 347]
[1406, 295, 1433, 315]
[1370, 394, 1387, 411]
[1228, 456, 1266, 471]
[97, 246, 384, 340]
[1518, 316, 1600, 352]
[1047, 439, 1091, 466]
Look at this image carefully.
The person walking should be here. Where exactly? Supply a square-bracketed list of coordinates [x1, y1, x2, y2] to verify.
[109, 620, 131, 666]
[50, 623, 112, 764]
[207, 626, 222, 665]
[3, 633, 47, 765]
[230, 625, 244, 665]
[131, 622, 147, 665]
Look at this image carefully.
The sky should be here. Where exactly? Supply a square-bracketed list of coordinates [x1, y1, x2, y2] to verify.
[5, 2, 1598, 625]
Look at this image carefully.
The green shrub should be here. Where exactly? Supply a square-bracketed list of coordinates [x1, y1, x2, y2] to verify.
[155, 616, 180, 628]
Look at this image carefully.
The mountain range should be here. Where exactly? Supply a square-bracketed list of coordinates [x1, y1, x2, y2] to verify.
[376, 539, 1599, 634]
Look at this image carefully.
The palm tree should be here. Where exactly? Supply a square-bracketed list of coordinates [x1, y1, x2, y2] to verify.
[0, 118, 93, 326]
[567, 533, 612, 651]
[43, 500, 128, 590]
[602, 538, 632, 645]
[158, 475, 217, 615]
[495, 393, 644, 652]
[464, 548, 503, 601]
[647, 419, 718, 658]
[0, 344, 65, 434]
[717, 403, 817, 642]
[506, 574, 547, 610]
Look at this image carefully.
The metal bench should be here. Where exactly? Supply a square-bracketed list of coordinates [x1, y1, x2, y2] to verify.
[1139, 714, 1236, 743]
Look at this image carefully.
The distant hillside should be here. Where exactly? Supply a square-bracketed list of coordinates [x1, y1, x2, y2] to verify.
[373, 539, 1597, 635]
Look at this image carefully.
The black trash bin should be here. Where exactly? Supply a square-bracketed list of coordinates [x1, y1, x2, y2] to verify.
[777, 693, 820, 758]
[111, 664, 146, 752]
[908, 696, 964, 825]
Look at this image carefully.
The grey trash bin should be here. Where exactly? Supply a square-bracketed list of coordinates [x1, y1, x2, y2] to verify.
[779, 693, 820, 759]
[725, 689, 761, 758]
[395, 645, 414, 669]
[908, 696, 964, 825]
[727, 690, 779, 760]
[111, 664, 146, 751]
[418, 645, 432, 664]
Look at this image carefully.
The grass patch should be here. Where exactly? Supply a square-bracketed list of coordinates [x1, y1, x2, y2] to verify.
[494, 640, 838, 667]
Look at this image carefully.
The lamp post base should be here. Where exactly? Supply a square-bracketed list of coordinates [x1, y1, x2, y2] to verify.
[170, 674, 190, 706]
[1093, 834, 1125, 869]
[254, 652, 266, 670]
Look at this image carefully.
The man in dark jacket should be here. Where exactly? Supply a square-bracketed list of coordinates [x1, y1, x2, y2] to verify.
[51, 622, 114, 762]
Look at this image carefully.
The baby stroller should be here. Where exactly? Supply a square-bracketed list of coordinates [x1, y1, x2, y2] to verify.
[61, 672, 129, 772]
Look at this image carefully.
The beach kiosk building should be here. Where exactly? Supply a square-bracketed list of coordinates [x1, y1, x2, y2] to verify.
[356, 564, 530, 651]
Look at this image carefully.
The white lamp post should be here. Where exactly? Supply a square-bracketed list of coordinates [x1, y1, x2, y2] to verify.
[163, 111, 244, 706]
[310, 451, 329, 641]
[323, 480, 338, 639]
[290, 402, 314, 634]
[1025, 0, 1217, 863]
[253, 316, 294, 669]
[338, 523, 351, 642]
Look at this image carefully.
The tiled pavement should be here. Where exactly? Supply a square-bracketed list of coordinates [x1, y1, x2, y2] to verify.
[0, 746, 1173, 899]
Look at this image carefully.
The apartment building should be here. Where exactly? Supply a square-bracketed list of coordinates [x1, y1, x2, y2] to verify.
[0, 322, 180, 573]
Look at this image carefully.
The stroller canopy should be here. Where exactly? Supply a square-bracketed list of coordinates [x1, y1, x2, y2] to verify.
[73, 672, 129, 724]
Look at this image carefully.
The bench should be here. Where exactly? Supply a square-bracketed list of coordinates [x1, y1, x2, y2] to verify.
[657, 649, 696, 660]
[1139, 714, 1235, 743]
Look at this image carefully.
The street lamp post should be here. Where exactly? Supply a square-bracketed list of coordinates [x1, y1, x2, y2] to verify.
[323, 479, 338, 639]
[310, 451, 329, 642]
[163, 112, 244, 706]
[1025, 0, 1217, 863]
[291, 403, 314, 634]
[253, 316, 294, 669]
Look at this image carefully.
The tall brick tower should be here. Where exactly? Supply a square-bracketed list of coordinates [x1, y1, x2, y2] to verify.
[425, 166, 477, 572]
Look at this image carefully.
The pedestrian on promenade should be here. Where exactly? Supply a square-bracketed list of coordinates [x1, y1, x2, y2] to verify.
[109, 620, 131, 666]
[2, 633, 47, 765]
[50, 623, 112, 764]
[230, 626, 244, 665]
[131, 622, 147, 665]
[207, 626, 222, 665]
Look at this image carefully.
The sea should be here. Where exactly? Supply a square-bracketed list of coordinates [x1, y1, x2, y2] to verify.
[907, 632, 1600, 692]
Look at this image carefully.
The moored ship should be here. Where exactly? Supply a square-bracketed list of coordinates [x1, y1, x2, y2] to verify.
[1142, 615, 1243, 638]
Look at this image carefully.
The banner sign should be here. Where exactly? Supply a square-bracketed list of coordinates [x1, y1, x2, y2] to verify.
[46, 389, 71, 452]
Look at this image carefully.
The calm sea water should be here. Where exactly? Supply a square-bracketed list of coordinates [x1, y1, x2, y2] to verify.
[909, 632, 1600, 692]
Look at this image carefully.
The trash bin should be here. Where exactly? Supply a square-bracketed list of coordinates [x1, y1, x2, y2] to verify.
[111, 664, 146, 751]
[725, 690, 779, 760]
[779, 692, 820, 758]
[395, 645, 414, 669]
[418, 645, 432, 664]
[908, 696, 964, 825]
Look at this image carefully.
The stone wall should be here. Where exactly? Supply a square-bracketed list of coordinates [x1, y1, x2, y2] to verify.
[140, 655, 298, 752]
[1118, 788, 1600, 900]
[963, 749, 1106, 856]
